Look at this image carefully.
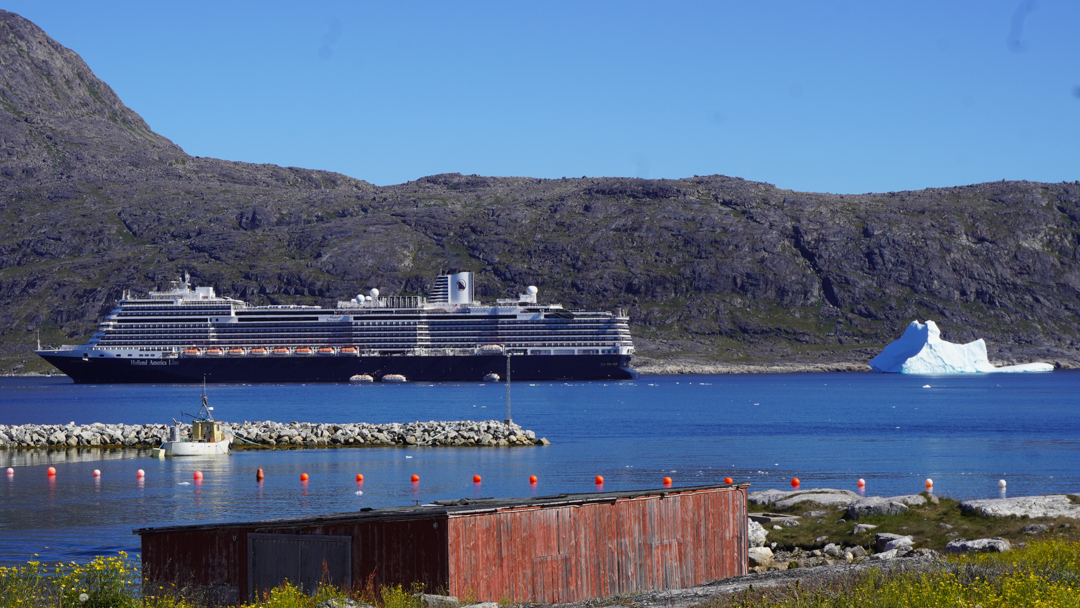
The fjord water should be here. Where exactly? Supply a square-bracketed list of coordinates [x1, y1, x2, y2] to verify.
[1, 372, 1078, 565]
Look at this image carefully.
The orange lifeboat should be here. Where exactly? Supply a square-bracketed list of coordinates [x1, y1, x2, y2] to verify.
[227, 348, 246, 357]
[316, 347, 336, 356]
[204, 348, 224, 357]
[340, 347, 358, 356]
[249, 348, 268, 356]
[271, 348, 290, 357]
[182, 348, 201, 357]
[295, 347, 313, 356]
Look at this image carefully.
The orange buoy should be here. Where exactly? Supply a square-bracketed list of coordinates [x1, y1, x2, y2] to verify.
[473, 475, 481, 483]
[724, 477, 733, 484]
[5, 467, 12, 476]
[356, 473, 364, 482]
[411, 474, 419, 483]
[193, 471, 203, 481]
[790, 477, 800, 488]
[529, 475, 538, 484]
[256, 467, 264, 481]
[93, 469, 100, 478]
[925, 478, 933, 488]
[136, 469, 145, 478]
[300, 473, 309, 482]
[47, 467, 56, 477]
[595, 475, 604, 485]
[663, 477, 672, 486]
[857, 478, 866, 487]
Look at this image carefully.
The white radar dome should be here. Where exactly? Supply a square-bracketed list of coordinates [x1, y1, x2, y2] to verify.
[370, 288, 379, 298]
[527, 286, 538, 295]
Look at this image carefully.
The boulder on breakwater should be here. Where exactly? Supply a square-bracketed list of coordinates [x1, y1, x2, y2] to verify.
[0, 420, 548, 449]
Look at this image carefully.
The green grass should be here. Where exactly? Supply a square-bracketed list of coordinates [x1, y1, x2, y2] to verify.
[698, 537, 1080, 608]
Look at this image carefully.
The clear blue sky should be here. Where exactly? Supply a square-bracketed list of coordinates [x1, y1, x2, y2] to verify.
[9, 1, 1080, 193]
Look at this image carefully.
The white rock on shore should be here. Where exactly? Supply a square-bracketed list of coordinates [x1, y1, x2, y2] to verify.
[959, 495, 1080, 519]
[0, 420, 547, 449]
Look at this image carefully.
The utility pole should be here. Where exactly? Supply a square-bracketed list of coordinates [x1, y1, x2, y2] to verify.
[504, 352, 512, 424]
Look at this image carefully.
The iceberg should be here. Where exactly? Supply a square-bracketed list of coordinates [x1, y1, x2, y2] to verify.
[870, 320, 1053, 374]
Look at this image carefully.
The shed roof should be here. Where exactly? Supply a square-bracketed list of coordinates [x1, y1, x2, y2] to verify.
[134, 482, 749, 535]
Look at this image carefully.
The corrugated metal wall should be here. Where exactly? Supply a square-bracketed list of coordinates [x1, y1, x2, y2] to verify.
[445, 485, 747, 603]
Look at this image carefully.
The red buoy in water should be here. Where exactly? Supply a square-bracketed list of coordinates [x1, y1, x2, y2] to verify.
[256, 467, 264, 481]
[595, 475, 604, 485]
[193, 471, 203, 481]
[529, 475, 537, 484]
[663, 477, 672, 486]
[93, 470, 100, 478]
[791, 477, 800, 488]
[47, 467, 56, 477]
[300, 473, 309, 482]
[473, 475, 481, 483]
[857, 478, 866, 488]
[356, 473, 364, 482]
[136, 469, 145, 479]
[724, 477, 734, 484]
[411, 474, 419, 483]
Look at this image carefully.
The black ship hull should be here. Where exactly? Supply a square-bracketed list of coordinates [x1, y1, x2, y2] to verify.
[39, 353, 637, 384]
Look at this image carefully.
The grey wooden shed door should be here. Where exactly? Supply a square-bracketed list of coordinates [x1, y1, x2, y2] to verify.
[248, 533, 352, 600]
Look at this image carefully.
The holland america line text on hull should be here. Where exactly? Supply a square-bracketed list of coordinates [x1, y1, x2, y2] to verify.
[36, 272, 636, 383]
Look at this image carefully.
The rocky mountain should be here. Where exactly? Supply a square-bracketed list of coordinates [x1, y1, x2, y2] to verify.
[1, 9, 1079, 375]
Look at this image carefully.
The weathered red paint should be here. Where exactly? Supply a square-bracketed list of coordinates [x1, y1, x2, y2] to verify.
[137, 483, 747, 605]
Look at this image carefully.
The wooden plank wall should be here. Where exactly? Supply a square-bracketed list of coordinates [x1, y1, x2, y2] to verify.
[445, 486, 747, 603]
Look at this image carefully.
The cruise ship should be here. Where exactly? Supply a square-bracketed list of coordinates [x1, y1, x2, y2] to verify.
[35, 272, 636, 383]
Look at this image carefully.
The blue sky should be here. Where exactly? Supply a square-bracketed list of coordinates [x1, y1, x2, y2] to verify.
[8, 1, 1079, 193]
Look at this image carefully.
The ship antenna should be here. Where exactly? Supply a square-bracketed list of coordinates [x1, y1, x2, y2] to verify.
[504, 351, 512, 425]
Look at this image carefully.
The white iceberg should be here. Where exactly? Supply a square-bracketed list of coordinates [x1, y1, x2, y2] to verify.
[870, 320, 1053, 374]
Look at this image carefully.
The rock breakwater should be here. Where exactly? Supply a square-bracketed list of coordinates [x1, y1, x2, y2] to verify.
[0, 420, 548, 449]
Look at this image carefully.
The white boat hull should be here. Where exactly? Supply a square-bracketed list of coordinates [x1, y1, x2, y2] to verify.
[161, 440, 230, 456]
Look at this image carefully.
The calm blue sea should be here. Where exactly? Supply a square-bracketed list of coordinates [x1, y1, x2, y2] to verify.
[1, 372, 1078, 565]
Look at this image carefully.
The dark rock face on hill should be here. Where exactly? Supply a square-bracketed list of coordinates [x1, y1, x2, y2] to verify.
[1, 8, 1079, 374]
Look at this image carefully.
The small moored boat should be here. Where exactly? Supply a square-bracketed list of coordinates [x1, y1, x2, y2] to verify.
[381, 374, 407, 383]
[483, 373, 500, 382]
[152, 384, 232, 458]
[349, 374, 374, 383]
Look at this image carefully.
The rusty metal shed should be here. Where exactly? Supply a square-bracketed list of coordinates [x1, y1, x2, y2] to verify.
[136, 483, 748, 604]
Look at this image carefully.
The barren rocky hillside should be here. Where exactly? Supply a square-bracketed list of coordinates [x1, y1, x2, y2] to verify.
[2, 9, 1079, 375]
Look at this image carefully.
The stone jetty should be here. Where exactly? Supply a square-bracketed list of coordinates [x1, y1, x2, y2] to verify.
[0, 420, 549, 449]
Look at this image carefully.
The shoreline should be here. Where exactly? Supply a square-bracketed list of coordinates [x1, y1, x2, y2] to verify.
[10, 358, 1080, 379]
